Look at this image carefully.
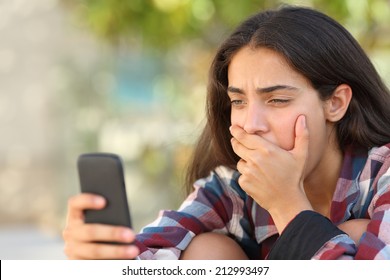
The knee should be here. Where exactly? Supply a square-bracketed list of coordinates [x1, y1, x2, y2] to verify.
[180, 232, 248, 260]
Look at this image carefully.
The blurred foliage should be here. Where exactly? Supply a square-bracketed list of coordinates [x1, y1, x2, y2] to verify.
[61, 0, 390, 51]
[61, 0, 275, 49]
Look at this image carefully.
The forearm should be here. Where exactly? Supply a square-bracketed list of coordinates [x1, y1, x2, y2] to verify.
[268, 193, 313, 234]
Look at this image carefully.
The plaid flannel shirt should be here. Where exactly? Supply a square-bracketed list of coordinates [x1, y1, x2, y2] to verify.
[135, 143, 390, 259]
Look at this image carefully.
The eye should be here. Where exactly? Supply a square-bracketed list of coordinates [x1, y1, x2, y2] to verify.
[230, 100, 246, 107]
[268, 98, 290, 104]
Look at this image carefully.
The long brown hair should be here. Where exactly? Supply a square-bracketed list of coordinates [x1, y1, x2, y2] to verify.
[185, 5, 390, 192]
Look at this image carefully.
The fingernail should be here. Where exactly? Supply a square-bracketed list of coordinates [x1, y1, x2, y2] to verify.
[94, 196, 105, 206]
[122, 230, 133, 241]
[124, 246, 139, 258]
[301, 115, 306, 128]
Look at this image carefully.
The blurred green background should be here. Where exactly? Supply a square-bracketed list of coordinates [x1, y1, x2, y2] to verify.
[0, 0, 389, 259]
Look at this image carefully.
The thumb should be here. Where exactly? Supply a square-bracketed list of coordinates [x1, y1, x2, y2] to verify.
[292, 115, 309, 163]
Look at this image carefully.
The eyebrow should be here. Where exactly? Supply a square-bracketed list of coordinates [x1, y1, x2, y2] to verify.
[227, 85, 298, 94]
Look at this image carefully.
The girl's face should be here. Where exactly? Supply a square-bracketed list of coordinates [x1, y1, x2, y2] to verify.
[227, 46, 334, 177]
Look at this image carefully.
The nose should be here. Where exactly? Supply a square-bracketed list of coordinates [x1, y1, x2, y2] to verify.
[243, 103, 268, 134]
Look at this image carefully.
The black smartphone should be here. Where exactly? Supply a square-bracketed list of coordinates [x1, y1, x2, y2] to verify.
[77, 153, 132, 229]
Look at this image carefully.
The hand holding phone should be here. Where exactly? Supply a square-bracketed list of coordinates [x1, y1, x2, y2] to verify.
[77, 153, 132, 229]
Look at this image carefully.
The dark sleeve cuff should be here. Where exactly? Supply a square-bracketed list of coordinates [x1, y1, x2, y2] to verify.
[267, 210, 345, 260]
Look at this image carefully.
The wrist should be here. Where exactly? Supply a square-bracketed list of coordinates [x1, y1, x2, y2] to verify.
[269, 200, 313, 234]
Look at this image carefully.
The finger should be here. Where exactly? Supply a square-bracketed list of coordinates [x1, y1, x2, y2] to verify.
[230, 125, 275, 152]
[229, 126, 259, 150]
[291, 115, 309, 162]
[70, 224, 137, 244]
[65, 242, 139, 260]
[236, 158, 247, 175]
[66, 194, 106, 225]
[231, 134, 278, 164]
[231, 137, 253, 162]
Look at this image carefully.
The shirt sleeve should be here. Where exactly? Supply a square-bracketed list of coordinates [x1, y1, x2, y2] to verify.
[267, 210, 346, 259]
[135, 167, 246, 259]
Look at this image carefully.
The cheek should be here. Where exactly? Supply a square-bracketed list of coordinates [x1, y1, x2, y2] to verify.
[272, 117, 296, 150]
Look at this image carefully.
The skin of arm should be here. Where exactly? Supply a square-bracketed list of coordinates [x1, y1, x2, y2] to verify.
[337, 218, 370, 244]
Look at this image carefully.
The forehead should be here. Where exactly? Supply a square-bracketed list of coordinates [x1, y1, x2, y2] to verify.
[228, 46, 311, 88]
